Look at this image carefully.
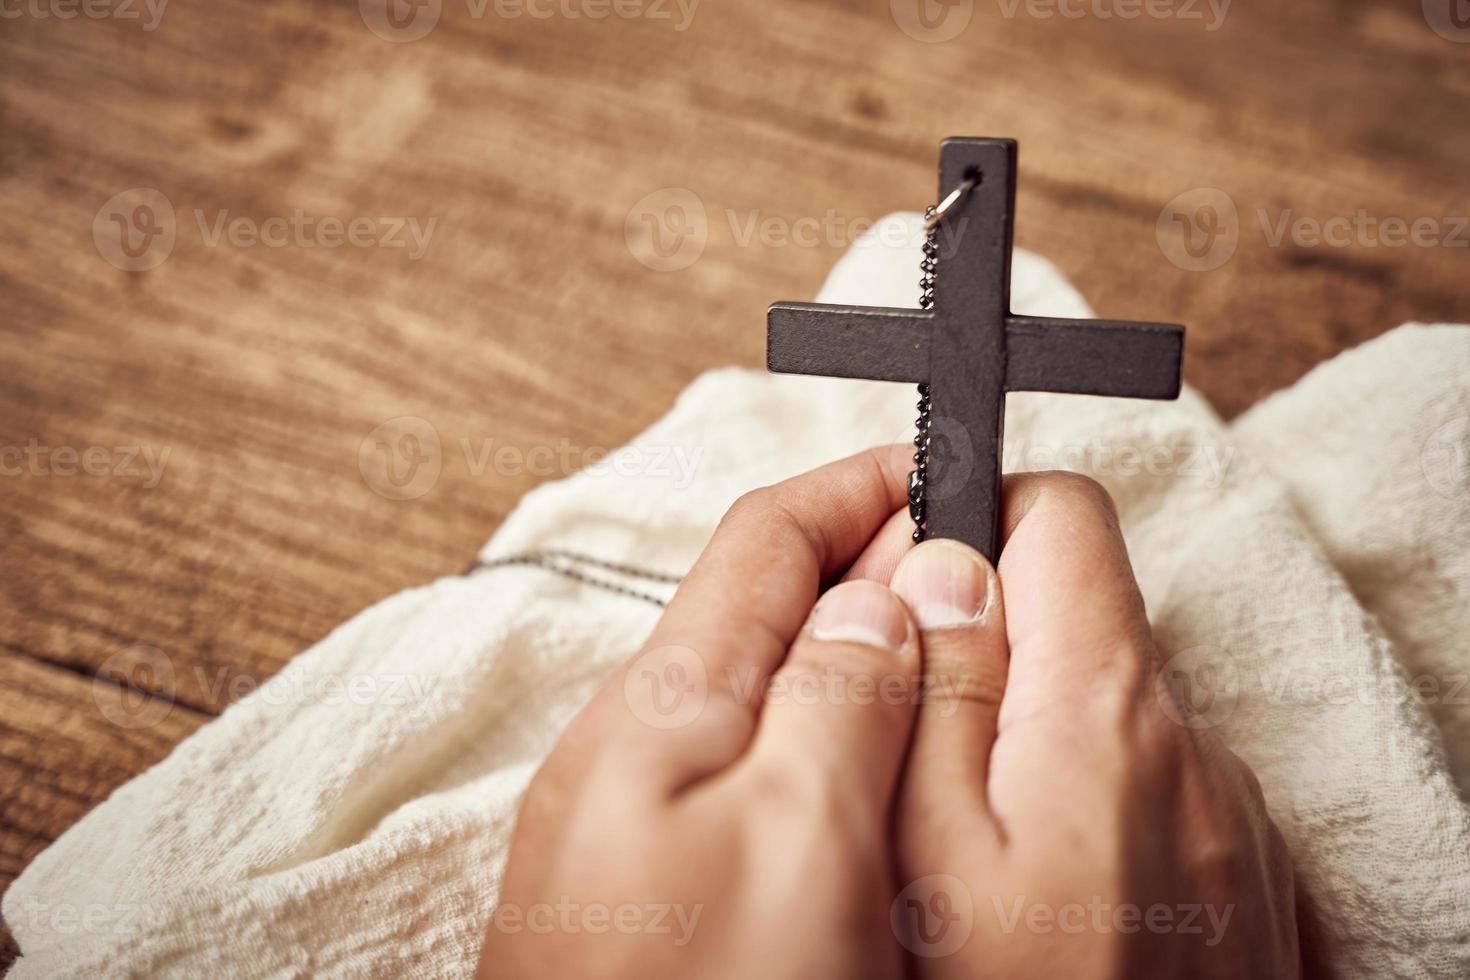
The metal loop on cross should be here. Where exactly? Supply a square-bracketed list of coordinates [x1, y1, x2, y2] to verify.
[924, 171, 981, 232]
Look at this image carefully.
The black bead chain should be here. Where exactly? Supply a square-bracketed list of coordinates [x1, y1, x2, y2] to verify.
[472, 203, 953, 601]
[470, 549, 681, 608]
[909, 207, 940, 543]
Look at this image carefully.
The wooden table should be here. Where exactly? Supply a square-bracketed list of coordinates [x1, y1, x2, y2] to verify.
[1, 0, 1465, 965]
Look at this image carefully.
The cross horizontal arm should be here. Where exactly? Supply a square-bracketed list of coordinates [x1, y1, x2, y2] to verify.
[1005, 315, 1184, 399]
[767, 302, 934, 383]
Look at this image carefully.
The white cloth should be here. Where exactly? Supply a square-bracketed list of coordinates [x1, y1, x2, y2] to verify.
[8, 214, 1470, 978]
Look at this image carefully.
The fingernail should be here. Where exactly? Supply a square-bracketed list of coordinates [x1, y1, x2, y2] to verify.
[890, 539, 996, 630]
[811, 580, 910, 652]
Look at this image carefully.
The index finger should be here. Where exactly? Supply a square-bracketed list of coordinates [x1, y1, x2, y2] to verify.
[625, 443, 914, 786]
[996, 471, 1155, 721]
[986, 471, 1160, 840]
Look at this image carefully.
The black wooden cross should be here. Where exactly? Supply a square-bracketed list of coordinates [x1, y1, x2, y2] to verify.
[767, 137, 1184, 563]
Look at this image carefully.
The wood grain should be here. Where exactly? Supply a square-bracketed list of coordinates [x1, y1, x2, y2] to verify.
[0, 654, 207, 964]
[0, 0, 1466, 966]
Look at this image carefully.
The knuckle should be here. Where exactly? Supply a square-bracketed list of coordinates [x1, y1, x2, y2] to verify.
[1110, 663, 1195, 766]
[725, 485, 780, 525]
[1039, 470, 1120, 524]
[1204, 740, 1272, 811]
[918, 634, 1005, 709]
[746, 760, 845, 836]
[1118, 712, 1186, 792]
[795, 637, 903, 681]
[519, 751, 577, 826]
[1080, 642, 1161, 725]
[747, 758, 814, 810]
[722, 484, 822, 556]
[745, 760, 878, 846]
[1190, 826, 1254, 884]
[770, 647, 918, 729]
[1004, 640, 1163, 751]
[944, 667, 1007, 712]
[571, 682, 620, 730]
[1234, 753, 1267, 803]
[1129, 701, 1185, 761]
[1176, 799, 1260, 883]
[562, 682, 641, 754]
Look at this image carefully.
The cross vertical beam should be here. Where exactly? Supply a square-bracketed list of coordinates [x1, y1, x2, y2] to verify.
[925, 138, 1016, 557]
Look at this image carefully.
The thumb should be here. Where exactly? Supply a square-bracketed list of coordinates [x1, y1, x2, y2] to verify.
[738, 579, 922, 816]
[889, 539, 1008, 853]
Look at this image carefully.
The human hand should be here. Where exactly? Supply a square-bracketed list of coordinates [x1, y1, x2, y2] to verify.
[872, 470, 1300, 979]
[477, 445, 929, 980]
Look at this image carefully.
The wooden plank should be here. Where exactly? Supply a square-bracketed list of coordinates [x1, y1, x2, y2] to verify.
[0, 655, 208, 965]
[0, 1, 1465, 966]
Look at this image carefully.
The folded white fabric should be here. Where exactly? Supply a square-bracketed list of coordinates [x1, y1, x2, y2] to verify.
[7, 214, 1469, 978]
